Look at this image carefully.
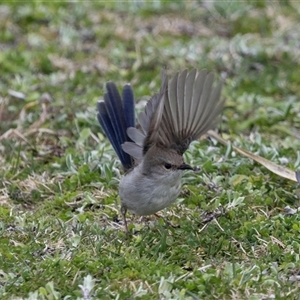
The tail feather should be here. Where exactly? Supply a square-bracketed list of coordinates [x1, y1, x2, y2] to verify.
[97, 82, 135, 170]
[105, 82, 127, 147]
[97, 102, 125, 162]
[122, 85, 135, 129]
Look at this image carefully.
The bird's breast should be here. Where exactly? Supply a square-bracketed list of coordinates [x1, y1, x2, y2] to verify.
[119, 165, 183, 216]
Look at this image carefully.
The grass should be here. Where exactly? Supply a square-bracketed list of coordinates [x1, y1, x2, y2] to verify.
[1, 1, 300, 299]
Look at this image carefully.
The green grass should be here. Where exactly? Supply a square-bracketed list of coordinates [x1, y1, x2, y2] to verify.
[1, 1, 300, 299]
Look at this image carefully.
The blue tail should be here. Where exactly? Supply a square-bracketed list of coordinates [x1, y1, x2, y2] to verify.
[97, 82, 135, 170]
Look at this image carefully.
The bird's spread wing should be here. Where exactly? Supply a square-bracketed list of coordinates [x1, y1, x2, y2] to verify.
[122, 68, 224, 161]
[157, 69, 224, 154]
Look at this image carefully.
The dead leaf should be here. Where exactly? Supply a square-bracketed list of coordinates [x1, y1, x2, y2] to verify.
[208, 130, 299, 183]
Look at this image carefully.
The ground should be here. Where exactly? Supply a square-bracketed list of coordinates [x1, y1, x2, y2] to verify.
[1, 1, 300, 299]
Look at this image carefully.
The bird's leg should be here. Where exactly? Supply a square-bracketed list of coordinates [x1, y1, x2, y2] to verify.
[121, 204, 129, 233]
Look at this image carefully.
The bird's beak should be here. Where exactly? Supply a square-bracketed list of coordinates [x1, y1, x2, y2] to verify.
[178, 163, 193, 170]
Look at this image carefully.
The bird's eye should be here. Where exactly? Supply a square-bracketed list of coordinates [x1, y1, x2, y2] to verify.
[164, 163, 172, 169]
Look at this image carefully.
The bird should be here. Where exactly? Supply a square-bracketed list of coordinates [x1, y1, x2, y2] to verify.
[97, 68, 224, 232]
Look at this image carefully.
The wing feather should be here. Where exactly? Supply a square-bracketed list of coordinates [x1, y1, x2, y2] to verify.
[155, 69, 224, 154]
[121, 68, 224, 160]
[176, 70, 187, 130]
[183, 69, 197, 134]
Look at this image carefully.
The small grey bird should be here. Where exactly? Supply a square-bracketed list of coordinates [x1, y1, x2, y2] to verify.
[97, 69, 224, 232]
